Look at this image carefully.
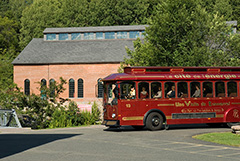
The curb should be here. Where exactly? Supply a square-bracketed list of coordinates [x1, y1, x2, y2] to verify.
[0, 127, 32, 134]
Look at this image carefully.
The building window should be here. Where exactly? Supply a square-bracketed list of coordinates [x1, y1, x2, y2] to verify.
[71, 33, 81, 40]
[46, 34, 56, 40]
[96, 32, 103, 39]
[78, 79, 84, 98]
[40, 79, 47, 99]
[105, 32, 115, 39]
[84, 33, 94, 40]
[97, 78, 103, 98]
[49, 79, 55, 97]
[69, 79, 75, 98]
[59, 33, 69, 40]
[24, 79, 30, 95]
[117, 32, 128, 39]
[129, 31, 140, 39]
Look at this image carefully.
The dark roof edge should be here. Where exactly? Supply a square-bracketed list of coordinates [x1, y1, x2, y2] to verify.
[12, 61, 121, 65]
[43, 25, 148, 34]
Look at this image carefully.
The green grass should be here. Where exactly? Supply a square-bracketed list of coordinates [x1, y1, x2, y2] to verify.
[193, 132, 240, 147]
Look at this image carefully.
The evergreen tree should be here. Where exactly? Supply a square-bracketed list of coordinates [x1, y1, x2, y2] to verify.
[19, 0, 158, 49]
[230, 0, 240, 28]
[123, 0, 240, 67]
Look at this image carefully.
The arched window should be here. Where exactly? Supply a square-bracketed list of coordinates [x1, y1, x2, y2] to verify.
[97, 78, 103, 98]
[41, 79, 47, 87]
[78, 79, 84, 98]
[69, 78, 75, 98]
[40, 79, 47, 99]
[49, 79, 55, 97]
[24, 79, 30, 95]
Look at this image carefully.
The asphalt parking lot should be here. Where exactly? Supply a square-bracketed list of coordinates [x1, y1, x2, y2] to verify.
[0, 124, 239, 161]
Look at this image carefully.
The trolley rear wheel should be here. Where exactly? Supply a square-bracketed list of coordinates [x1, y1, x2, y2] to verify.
[146, 112, 163, 131]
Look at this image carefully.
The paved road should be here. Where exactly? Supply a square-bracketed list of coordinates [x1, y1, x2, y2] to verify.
[0, 124, 239, 161]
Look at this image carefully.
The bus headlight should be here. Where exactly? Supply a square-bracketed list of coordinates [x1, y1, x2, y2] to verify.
[112, 113, 116, 118]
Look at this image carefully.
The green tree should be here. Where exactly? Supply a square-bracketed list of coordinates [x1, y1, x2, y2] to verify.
[7, 0, 33, 22]
[0, 16, 18, 54]
[213, 0, 232, 20]
[230, 0, 240, 28]
[20, 0, 65, 48]
[123, 0, 240, 67]
[19, 0, 158, 49]
[200, 0, 233, 20]
[0, 0, 9, 17]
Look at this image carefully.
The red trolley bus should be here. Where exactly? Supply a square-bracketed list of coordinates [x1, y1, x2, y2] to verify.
[102, 66, 240, 130]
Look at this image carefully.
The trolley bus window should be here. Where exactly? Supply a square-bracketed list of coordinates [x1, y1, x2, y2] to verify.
[215, 82, 225, 97]
[138, 82, 149, 99]
[203, 82, 213, 97]
[178, 82, 188, 98]
[165, 82, 175, 98]
[105, 83, 118, 105]
[191, 82, 201, 98]
[120, 81, 135, 99]
[228, 81, 237, 97]
[151, 82, 162, 98]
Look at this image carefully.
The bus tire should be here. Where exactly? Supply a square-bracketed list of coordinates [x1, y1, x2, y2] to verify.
[146, 112, 163, 131]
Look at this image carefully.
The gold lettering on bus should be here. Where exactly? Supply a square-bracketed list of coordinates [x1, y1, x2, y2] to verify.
[175, 101, 200, 107]
[193, 75, 201, 78]
[174, 74, 191, 79]
[185, 101, 191, 106]
[204, 74, 236, 79]
[201, 102, 206, 106]
[181, 108, 224, 113]
[233, 109, 239, 118]
[208, 101, 230, 106]
[175, 102, 184, 107]
[126, 104, 131, 108]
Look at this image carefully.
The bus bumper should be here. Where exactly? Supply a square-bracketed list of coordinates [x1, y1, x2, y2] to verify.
[102, 120, 120, 127]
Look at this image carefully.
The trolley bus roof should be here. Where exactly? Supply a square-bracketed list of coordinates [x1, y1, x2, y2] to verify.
[103, 66, 240, 81]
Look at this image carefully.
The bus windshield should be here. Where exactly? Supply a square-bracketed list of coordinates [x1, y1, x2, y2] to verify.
[104, 82, 118, 105]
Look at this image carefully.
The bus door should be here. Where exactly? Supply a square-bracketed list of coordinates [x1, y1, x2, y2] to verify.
[119, 81, 138, 125]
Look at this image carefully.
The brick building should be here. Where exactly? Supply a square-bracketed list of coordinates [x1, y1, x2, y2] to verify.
[12, 25, 147, 106]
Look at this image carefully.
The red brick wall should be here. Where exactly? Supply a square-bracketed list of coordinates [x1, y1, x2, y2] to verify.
[13, 63, 120, 105]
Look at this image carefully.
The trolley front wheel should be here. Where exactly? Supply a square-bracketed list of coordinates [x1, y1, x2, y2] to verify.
[146, 112, 163, 131]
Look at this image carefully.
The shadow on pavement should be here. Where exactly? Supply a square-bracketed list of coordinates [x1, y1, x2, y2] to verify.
[104, 124, 229, 132]
[0, 134, 80, 159]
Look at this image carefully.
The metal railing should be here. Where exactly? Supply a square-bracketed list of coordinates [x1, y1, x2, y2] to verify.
[0, 109, 22, 128]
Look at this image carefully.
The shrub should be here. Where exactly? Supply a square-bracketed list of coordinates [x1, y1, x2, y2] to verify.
[2, 77, 101, 129]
